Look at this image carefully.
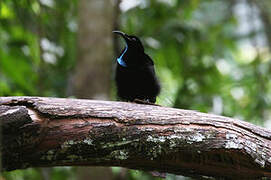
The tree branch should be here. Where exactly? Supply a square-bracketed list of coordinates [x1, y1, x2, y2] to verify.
[1, 96, 271, 179]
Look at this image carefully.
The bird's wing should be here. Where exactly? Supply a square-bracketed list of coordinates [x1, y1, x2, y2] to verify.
[144, 54, 154, 66]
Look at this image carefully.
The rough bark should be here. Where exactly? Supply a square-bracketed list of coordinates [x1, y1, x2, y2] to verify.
[1, 96, 271, 179]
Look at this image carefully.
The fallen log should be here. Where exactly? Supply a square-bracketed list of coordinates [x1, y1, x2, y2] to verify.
[1, 96, 271, 179]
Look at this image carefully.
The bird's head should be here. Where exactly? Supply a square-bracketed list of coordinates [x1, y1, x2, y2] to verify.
[113, 31, 144, 52]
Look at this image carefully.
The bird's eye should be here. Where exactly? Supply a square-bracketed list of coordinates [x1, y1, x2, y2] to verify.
[132, 37, 137, 41]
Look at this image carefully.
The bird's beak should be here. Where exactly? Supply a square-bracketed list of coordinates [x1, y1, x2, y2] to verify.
[113, 30, 130, 43]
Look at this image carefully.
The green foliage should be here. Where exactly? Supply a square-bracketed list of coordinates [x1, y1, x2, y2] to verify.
[0, 0, 77, 96]
[2, 167, 77, 180]
[2, 168, 42, 180]
[1, 0, 271, 179]
[120, 0, 271, 125]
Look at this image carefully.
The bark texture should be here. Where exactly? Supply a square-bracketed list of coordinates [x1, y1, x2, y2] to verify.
[1, 96, 271, 179]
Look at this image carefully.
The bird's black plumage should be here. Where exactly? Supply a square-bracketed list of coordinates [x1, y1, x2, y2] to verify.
[113, 31, 160, 103]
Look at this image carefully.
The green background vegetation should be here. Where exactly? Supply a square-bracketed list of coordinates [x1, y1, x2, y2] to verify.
[1, 0, 271, 179]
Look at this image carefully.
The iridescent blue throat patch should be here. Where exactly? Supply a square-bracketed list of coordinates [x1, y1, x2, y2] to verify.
[117, 46, 128, 67]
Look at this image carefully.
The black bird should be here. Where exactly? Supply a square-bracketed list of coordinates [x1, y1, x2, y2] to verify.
[113, 31, 160, 103]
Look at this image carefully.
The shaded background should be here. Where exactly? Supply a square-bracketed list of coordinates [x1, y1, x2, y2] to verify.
[1, 0, 271, 179]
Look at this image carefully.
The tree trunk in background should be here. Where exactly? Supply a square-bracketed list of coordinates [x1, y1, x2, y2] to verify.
[72, 0, 114, 100]
[72, 0, 115, 179]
